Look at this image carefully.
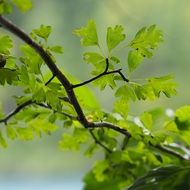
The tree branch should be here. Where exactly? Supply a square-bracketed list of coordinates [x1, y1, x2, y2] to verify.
[154, 144, 190, 161]
[0, 15, 89, 127]
[45, 75, 55, 86]
[72, 69, 122, 89]
[0, 99, 33, 124]
[91, 121, 131, 138]
[72, 58, 129, 89]
[89, 129, 112, 153]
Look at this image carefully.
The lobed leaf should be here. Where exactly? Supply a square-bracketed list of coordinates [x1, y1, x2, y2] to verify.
[33, 25, 52, 41]
[73, 20, 99, 46]
[106, 25, 125, 52]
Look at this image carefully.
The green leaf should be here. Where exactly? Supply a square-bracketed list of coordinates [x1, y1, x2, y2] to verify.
[113, 98, 129, 118]
[49, 46, 64, 54]
[140, 112, 153, 130]
[175, 106, 190, 122]
[0, 68, 18, 85]
[148, 75, 176, 98]
[28, 118, 58, 136]
[20, 45, 43, 74]
[128, 50, 144, 72]
[16, 127, 34, 141]
[32, 86, 46, 103]
[115, 85, 136, 101]
[131, 83, 156, 100]
[92, 160, 109, 182]
[0, 2, 12, 14]
[0, 131, 7, 148]
[127, 166, 190, 190]
[83, 52, 105, 69]
[6, 125, 17, 140]
[130, 25, 163, 58]
[175, 106, 190, 130]
[92, 72, 116, 90]
[73, 20, 99, 46]
[33, 25, 52, 41]
[0, 36, 13, 54]
[107, 25, 125, 52]
[12, 0, 32, 12]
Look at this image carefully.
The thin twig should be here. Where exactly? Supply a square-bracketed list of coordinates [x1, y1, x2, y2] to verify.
[45, 75, 55, 86]
[154, 144, 190, 161]
[36, 103, 77, 120]
[0, 15, 89, 127]
[72, 69, 122, 89]
[89, 129, 112, 153]
[0, 100, 33, 124]
[91, 121, 131, 138]
[118, 70, 129, 82]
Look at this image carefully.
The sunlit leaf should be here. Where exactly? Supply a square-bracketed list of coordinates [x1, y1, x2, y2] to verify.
[73, 20, 99, 46]
[107, 25, 125, 52]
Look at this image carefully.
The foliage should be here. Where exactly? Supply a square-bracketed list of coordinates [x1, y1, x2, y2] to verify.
[0, 1, 190, 190]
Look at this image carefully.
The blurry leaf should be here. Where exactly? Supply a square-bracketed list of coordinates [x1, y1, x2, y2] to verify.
[148, 75, 176, 98]
[0, 131, 7, 148]
[6, 125, 17, 140]
[113, 98, 129, 118]
[33, 25, 52, 41]
[128, 50, 144, 72]
[127, 166, 190, 190]
[17, 127, 34, 141]
[110, 56, 120, 64]
[175, 106, 190, 122]
[107, 25, 125, 52]
[20, 45, 43, 74]
[0, 36, 13, 54]
[0, 1, 12, 14]
[73, 20, 99, 46]
[32, 86, 46, 103]
[83, 171, 120, 190]
[29, 118, 58, 136]
[12, 0, 32, 12]
[140, 112, 153, 130]
[92, 160, 109, 182]
[0, 68, 18, 85]
[49, 45, 64, 54]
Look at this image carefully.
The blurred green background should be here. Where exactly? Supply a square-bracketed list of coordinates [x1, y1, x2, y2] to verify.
[0, 0, 190, 189]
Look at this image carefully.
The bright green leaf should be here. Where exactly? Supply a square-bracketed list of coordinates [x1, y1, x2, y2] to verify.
[73, 20, 99, 46]
[128, 50, 144, 72]
[107, 25, 125, 52]
[0, 36, 13, 54]
[33, 25, 52, 41]
[12, 0, 32, 12]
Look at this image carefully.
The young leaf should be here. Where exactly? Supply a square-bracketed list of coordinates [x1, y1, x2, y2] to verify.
[0, 68, 18, 85]
[0, 2, 12, 14]
[0, 131, 7, 148]
[0, 36, 13, 54]
[20, 45, 43, 74]
[107, 25, 125, 52]
[73, 20, 99, 46]
[33, 25, 52, 41]
[130, 25, 163, 58]
[12, 0, 32, 13]
[49, 46, 64, 54]
[128, 50, 144, 72]
[140, 112, 153, 130]
[148, 75, 176, 98]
